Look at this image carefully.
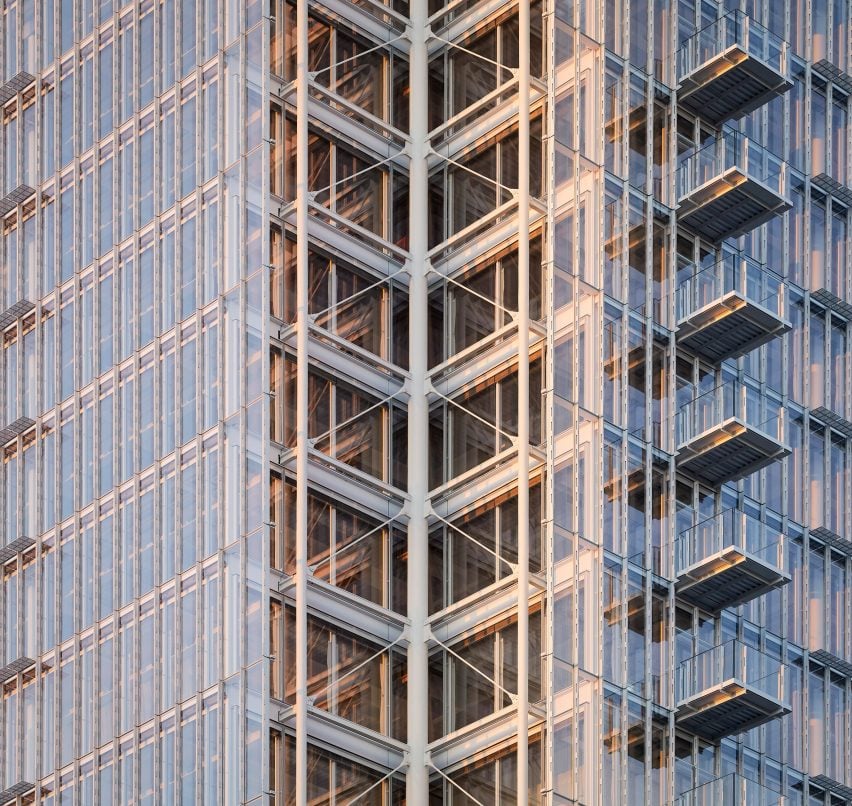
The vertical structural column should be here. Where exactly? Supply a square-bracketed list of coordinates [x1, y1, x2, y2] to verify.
[407, 0, 430, 802]
[295, 0, 309, 803]
[516, 0, 531, 800]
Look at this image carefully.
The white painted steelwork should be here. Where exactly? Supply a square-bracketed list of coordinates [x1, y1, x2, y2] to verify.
[295, 0, 310, 802]
[517, 0, 532, 799]
[406, 0, 431, 801]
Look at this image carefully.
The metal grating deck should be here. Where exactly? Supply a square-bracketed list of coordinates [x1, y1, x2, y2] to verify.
[0, 71, 35, 105]
[0, 299, 35, 331]
[810, 526, 852, 556]
[677, 291, 790, 364]
[0, 656, 36, 683]
[0, 536, 35, 565]
[0, 416, 36, 446]
[0, 185, 36, 218]
[678, 172, 791, 243]
[677, 681, 790, 740]
[677, 418, 791, 486]
[679, 48, 792, 125]
[676, 546, 790, 612]
[0, 782, 35, 806]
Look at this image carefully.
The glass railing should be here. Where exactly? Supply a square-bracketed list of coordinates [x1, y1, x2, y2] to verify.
[676, 773, 787, 806]
[677, 639, 786, 705]
[677, 131, 786, 202]
[677, 10, 788, 84]
[675, 509, 785, 576]
[676, 378, 784, 447]
[676, 254, 786, 323]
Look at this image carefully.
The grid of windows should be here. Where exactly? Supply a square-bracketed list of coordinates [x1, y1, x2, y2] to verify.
[0, 1, 267, 804]
[561, 1, 852, 804]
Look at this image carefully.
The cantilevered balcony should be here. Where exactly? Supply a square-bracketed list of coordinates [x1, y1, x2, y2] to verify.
[0, 416, 35, 446]
[677, 11, 791, 125]
[677, 132, 791, 243]
[675, 509, 790, 612]
[0, 536, 35, 565]
[0, 299, 35, 331]
[0, 782, 35, 806]
[676, 640, 790, 740]
[0, 70, 36, 105]
[676, 255, 790, 363]
[676, 379, 789, 486]
[676, 773, 787, 806]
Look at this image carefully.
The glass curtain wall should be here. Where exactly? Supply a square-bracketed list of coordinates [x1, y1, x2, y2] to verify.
[1, 0, 851, 803]
[0, 1, 266, 804]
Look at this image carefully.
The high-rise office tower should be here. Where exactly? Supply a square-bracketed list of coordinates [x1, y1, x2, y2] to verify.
[1, 0, 851, 803]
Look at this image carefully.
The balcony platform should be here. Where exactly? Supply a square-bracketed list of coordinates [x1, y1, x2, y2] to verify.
[0, 416, 35, 446]
[676, 679, 790, 740]
[679, 47, 791, 126]
[0, 299, 35, 331]
[677, 290, 790, 363]
[810, 406, 852, 439]
[810, 775, 852, 802]
[810, 526, 852, 556]
[0, 782, 34, 806]
[811, 287, 852, 320]
[677, 417, 790, 486]
[811, 172, 852, 206]
[0, 71, 35, 105]
[0, 536, 35, 565]
[0, 656, 35, 683]
[809, 648, 852, 678]
[676, 544, 790, 612]
[0, 184, 35, 218]
[677, 169, 790, 243]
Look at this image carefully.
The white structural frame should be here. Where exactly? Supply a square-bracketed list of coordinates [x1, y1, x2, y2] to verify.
[406, 0, 431, 801]
[517, 0, 532, 799]
[295, 0, 310, 802]
[279, 0, 552, 798]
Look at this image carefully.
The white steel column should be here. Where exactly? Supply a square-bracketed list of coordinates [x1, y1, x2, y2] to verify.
[406, 0, 430, 802]
[516, 0, 531, 800]
[295, 0, 309, 802]
[543, 0, 556, 798]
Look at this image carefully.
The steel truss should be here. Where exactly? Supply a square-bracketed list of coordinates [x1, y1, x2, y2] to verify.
[280, 0, 548, 801]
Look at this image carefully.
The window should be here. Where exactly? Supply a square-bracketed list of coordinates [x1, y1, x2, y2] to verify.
[273, 348, 407, 487]
[275, 605, 407, 739]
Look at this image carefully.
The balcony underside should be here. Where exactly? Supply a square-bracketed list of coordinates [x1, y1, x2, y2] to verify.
[0, 536, 35, 565]
[678, 46, 792, 125]
[810, 775, 852, 803]
[0, 416, 35, 446]
[677, 291, 791, 363]
[0, 299, 36, 331]
[676, 546, 791, 612]
[0, 782, 35, 806]
[677, 417, 790, 486]
[677, 680, 790, 740]
[678, 170, 791, 243]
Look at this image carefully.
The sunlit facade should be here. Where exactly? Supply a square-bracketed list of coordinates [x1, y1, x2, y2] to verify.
[1, 0, 852, 804]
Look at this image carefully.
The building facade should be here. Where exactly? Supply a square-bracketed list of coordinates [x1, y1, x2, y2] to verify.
[1, 0, 851, 804]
